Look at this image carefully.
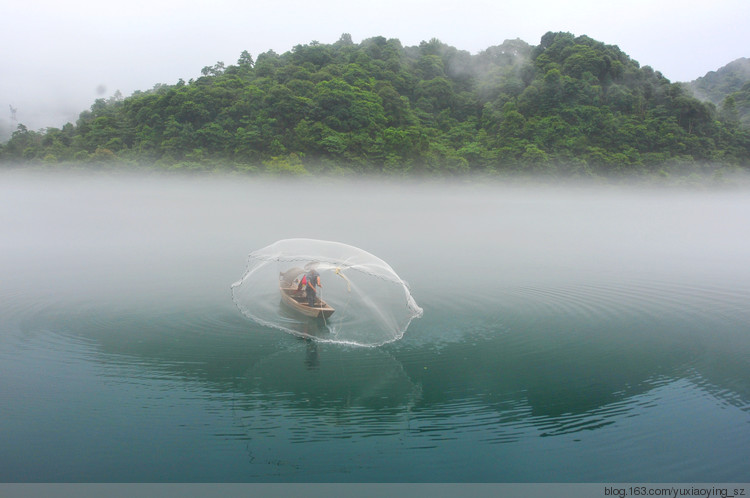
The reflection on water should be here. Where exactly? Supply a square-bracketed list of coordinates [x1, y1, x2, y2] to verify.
[276, 300, 333, 341]
[1, 172, 749, 482]
[233, 344, 422, 442]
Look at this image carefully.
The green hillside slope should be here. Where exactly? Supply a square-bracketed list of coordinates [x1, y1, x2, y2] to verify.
[3, 32, 749, 176]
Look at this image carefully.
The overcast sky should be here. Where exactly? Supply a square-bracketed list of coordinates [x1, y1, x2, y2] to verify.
[2, 0, 749, 135]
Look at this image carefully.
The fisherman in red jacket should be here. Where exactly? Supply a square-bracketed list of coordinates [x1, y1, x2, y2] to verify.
[305, 269, 321, 307]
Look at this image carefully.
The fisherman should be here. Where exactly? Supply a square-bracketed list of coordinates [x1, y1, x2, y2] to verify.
[296, 274, 307, 294]
[305, 268, 321, 307]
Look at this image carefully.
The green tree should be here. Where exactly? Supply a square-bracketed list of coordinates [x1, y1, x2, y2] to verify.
[3, 32, 748, 175]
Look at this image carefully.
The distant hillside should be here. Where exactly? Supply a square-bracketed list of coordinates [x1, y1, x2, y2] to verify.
[685, 58, 750, 104]
[2, 32, 749, 176]
[684, 58, 750, 129]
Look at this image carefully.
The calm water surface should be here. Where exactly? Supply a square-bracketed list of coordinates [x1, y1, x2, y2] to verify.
[1, 171, 749, 482]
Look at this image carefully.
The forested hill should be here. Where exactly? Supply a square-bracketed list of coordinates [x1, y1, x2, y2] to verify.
[686, 58, 750, 104]
[684, 58, 750, 129]
[3, 32, 750, 176]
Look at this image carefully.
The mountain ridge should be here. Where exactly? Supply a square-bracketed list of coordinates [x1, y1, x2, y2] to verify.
[2, 32, 749, 176]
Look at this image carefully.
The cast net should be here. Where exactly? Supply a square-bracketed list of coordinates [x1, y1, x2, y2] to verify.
[231, 238, 423, 346]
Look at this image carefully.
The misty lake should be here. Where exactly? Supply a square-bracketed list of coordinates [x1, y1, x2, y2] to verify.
[1, 170, 749, 482]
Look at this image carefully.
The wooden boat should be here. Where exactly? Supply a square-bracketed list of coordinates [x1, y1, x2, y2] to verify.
[279, 284, 335, 319]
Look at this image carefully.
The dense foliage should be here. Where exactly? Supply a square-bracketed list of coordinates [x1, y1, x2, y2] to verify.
[724, 83, 750, 129]
[685, 57, 750, 129]
[3, 32, 749, 176]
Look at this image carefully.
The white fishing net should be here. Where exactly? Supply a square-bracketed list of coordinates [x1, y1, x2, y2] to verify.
[231, 238, 423, 346]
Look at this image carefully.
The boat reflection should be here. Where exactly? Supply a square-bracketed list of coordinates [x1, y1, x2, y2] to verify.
[277, 300, 333, 341]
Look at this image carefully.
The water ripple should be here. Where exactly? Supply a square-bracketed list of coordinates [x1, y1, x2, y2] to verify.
[512, 276, 750, 326]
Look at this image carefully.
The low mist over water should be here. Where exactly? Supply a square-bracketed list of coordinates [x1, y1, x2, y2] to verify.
[1, 170, 749, 482]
